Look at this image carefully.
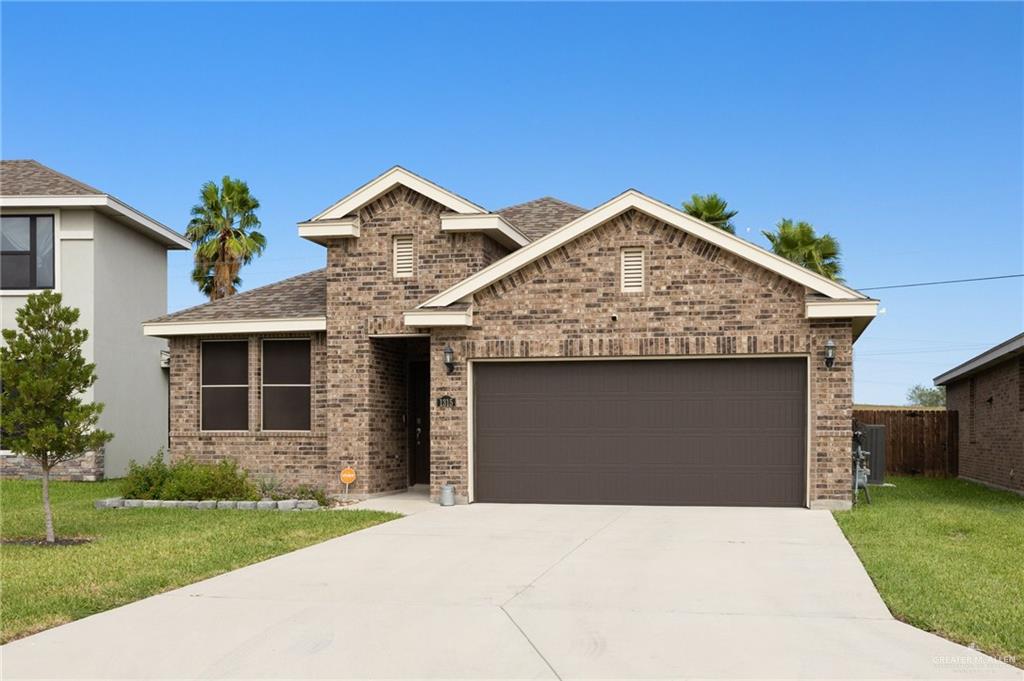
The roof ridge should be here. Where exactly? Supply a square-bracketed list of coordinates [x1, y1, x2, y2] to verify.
[0, 159, 105, 195]
[149, 267, 326, 323]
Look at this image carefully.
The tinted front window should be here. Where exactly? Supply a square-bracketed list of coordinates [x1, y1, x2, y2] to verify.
[0, 215, 55, 290]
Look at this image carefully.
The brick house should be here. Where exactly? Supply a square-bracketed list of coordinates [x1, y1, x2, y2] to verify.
[144, 167, 878, 509]
[935, 332, 1023, 494]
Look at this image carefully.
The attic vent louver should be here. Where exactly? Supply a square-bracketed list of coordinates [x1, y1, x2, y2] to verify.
[621, 247, 645, 292]
[394, 235, 414, 278]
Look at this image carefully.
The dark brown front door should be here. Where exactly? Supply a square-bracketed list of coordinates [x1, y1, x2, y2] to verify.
[473, 358, 806, 506]
[408, 360, 430, 486]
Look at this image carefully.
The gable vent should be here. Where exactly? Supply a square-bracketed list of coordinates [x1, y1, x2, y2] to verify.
[394, 235, 414, 278]
[621, 247, 645, 292]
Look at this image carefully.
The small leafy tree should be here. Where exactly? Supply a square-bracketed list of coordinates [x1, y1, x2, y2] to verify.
[682, 193, 738, 234]
[0, 292, 113, 543]
[907, 384, 945, 407]
[762, 218, 843, 281]
[186, 176, 266, 301]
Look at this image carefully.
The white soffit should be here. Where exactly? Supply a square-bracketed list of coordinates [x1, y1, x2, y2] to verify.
[440, 213, 530, 249]
[0, 194, 189, 249]
[310, 166, 485, 222]
[298, 217, 360, 244]
[143, 317, 327, 337]
[403, 308, 473, 328]
[419, 190, 869, 309]
[805, 299, 879, 318]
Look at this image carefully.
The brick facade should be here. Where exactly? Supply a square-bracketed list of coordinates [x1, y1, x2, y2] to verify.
[166, 188, 857, 507]
[946, 357, 1023, 493]
[168, 333, 331, 491]
[429, 210, 854, 508]
[0, 449, 104, 482]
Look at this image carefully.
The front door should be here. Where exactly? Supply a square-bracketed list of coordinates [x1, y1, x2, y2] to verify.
[408, 360, 430, 486]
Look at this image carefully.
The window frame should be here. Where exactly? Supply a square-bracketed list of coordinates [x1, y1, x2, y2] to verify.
[260, 337, 313, 433]
[199, 339, 250, 433]
[1, 212, 59, 294]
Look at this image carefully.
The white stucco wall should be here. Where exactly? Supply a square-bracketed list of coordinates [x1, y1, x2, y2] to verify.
[2, 207, 170, 476]
[1, 209, 96, 402]
[92, 211, 169, 476]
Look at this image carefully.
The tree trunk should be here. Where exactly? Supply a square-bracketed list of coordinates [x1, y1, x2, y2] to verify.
[41, 466, 55, 543]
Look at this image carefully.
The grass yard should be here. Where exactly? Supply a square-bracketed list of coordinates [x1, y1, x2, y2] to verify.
[834, 476, 1023, 666]
[0, 479, 398, 643]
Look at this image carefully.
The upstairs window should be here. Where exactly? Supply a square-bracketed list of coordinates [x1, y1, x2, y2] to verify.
[394, 235, 414, 278]
[621, 247, 645, 292]
[201, 341, 249, 431]
[1, 215, 54, 290]
[262, 339, 311, 431]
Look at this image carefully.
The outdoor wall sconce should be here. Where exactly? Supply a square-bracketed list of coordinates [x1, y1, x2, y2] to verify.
[824, 339, 836, 368]
[442, 345, 455, 374]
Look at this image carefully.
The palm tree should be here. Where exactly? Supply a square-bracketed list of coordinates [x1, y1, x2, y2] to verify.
[762, 219, 843, 281]
[186, 177, 266, 300]
[682, 193, 738, 233]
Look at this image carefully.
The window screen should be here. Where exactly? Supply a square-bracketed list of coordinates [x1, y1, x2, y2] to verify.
[262, 339, 311, 431]
[201, 341, 248, 430]
[1, 215, 54, 290]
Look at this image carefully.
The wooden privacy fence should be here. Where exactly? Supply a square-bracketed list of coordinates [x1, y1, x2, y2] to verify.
[853, 409, 959, 477]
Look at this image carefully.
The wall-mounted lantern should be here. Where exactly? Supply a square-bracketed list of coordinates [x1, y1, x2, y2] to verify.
[824, 339, 836, 369]
[442, 345, 455, 374]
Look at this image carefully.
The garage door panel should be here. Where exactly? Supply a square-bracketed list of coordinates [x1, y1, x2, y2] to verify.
[473, 358, 806, 507]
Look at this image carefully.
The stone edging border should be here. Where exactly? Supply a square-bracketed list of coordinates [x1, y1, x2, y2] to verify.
[95, 498, 320, 510]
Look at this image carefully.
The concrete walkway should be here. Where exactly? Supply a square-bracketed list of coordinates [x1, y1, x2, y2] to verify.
[3, 497, 1020, 679]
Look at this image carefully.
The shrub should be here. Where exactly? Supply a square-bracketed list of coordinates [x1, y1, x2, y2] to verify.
[120, 456, 258, 501]
[292, 484, 330, 507]
[121, 453, 171, 500]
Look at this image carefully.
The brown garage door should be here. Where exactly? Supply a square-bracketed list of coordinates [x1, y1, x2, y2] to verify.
[473, 358, 806, 506]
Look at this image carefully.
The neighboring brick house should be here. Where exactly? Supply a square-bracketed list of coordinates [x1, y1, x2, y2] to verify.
[935, 332, 1024, 494]
[145, 167, 878, 509]
[1, 160, 189, 480]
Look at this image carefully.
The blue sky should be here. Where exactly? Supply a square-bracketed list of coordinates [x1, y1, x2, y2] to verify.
[3, 2, 1021, 404]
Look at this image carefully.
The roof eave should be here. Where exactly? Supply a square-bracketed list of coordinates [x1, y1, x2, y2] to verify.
[934, 332, 1024, 386]
[142, 316, 327, 338]
[0, 194, 189, 249]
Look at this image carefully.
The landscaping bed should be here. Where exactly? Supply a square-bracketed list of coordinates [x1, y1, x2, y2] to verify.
[0, 479, 398, 643]
[835, 476, 1023, 667]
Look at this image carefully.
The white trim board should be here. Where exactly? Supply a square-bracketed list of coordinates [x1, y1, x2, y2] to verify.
[419, 189, 870, 309]
[298, 217, 360, 244]
[144, 317, 327, 337]
[310, 166, 485, 222]
[1, 195, 188, 249]
[403, 308, 473, 328]
[934, 332, 1024, 386]
[440, 213, 530, 249]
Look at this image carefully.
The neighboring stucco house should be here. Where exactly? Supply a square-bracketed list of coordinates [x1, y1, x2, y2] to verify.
[935, 332, 1023, 494]
[144, 167, 878, 509]
[1, 160, 189, 479]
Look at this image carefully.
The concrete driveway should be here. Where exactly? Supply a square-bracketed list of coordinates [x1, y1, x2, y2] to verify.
[3, 497, 1020, 680]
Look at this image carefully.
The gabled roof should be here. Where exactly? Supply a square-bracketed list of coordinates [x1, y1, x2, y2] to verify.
[419, 189, 872, 309]
[934, 332, 1024, 386]
[309, 166, 485, 222]
[0, 160, 189, 249]
[497, 196, 588, 240]
[1, 159, 103, 195]
[143, 269, 326, 336]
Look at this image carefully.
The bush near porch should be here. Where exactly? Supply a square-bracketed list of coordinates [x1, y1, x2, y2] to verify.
[835, 476, 1023, 666]
[0, 479, 397, 643]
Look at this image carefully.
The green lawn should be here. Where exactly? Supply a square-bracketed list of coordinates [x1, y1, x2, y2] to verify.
[834, 476, 1023, 666]
[0, 479, 398, 643]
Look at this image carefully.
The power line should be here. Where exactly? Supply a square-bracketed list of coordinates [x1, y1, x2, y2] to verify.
[858, 273, 1023, 291]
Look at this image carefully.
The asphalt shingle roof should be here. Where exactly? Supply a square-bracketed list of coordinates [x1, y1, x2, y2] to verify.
[147, 269, 327, 324]
[498, 197, 587, 241]
[0, 160, 104, 196]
